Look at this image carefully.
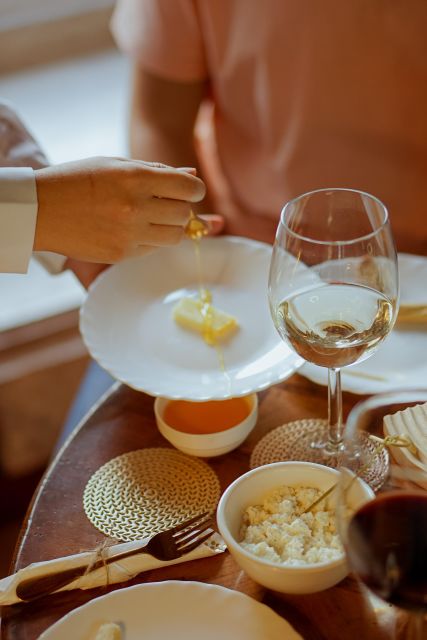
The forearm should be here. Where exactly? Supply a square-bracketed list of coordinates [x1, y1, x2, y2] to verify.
[130, 116, 199, 173]
[129, 119, 211, 215]
[129, 66, 213, 214]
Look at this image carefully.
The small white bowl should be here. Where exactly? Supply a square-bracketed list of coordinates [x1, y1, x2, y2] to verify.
[154, 394, 258, 457]
[217, 461, 374, 594]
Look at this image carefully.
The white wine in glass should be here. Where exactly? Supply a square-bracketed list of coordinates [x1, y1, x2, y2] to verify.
[276, 283, 393, 369]
[267, 188, 399, 467]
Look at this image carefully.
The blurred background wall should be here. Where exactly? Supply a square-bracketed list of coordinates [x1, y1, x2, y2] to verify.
[0, 0, 114, 73]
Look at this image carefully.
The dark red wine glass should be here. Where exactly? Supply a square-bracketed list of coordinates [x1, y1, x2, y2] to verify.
[337, 390, 427, 639]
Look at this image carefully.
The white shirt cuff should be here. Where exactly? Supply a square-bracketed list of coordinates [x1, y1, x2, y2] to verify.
[0, 167, 37, 273]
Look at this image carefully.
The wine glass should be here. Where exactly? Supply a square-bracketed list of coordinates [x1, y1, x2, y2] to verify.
[337, 390, 427, 639]
[266, 188, 398, 467]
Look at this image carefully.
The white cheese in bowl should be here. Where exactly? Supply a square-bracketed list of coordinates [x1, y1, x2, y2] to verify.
[239, 485, 343, 566]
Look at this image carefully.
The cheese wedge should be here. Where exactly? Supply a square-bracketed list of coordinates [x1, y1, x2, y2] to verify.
[173, 296, 239, 345]
[93, 622, 122, 640]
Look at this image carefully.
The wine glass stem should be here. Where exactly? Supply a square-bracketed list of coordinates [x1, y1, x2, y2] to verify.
[326, 368, 343, 454]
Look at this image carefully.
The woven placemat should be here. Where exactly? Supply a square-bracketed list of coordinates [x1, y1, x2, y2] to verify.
[250, 419, 389, 491]
[250, 419, 331, 468]
[83, 448, 221, 541]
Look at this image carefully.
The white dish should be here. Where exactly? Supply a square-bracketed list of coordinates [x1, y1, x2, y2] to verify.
[300, 253, 427, 394]
[80, 236, 302, 400]
[38, 580, 302, 640]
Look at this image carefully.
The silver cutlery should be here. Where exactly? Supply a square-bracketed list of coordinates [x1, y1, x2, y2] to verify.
[16, 511, 213, 602]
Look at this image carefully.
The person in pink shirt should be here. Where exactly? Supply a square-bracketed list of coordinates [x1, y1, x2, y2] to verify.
[59, 0, 427, 451]
[111, 0, 427, 255]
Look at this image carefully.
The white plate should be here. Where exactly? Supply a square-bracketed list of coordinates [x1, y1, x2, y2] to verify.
[301, 253, 427, 394]
[80, 236, 302, 400]
[38, 581, 302, 640]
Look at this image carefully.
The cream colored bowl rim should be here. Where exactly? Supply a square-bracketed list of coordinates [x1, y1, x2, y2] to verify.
[217, 461, 358, 572]
[154, 394, 258, 442]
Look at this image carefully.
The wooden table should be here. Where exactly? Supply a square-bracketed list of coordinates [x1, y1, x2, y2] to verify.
[1, 374, 411, 639]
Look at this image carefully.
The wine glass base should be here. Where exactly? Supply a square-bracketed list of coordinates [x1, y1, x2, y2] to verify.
[250, 419, 389, 491]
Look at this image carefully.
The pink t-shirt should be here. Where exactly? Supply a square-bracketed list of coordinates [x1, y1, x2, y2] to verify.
[112, 0, 427, 253]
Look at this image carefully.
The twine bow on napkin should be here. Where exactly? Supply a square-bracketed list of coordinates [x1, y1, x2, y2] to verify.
[0, 532, 226, 606]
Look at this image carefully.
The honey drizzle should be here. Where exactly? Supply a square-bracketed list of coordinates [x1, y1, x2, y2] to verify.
[190, 235, 231, 393]
[193, 238, 204, 298]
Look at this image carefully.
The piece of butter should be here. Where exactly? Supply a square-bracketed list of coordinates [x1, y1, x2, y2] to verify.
[173, 296, 239, 345]
[93, 622, 122, 640]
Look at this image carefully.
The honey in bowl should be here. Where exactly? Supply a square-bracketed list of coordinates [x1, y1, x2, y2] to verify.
[155, 394, 258, 456]
[163, 397, 252, 435]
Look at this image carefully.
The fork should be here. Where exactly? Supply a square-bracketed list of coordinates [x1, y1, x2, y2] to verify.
[16, 512, 213, 602]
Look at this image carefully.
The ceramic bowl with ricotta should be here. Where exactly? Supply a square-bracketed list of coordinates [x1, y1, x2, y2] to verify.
[217, 461, 374, 594]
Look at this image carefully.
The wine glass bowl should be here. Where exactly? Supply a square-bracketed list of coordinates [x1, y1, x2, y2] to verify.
[337, 390, 427, 638]
[266, 188, 399, 466]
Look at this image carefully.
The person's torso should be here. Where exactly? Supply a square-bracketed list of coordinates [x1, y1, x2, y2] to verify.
[198, 0, 427, 253]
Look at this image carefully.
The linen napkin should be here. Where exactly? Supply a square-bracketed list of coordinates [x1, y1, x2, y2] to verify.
[0, 531, 226, 605]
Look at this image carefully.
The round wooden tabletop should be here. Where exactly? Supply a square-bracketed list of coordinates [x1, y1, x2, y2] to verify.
[1, 375, 411, 639]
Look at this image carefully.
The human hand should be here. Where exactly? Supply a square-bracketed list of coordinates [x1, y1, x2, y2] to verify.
[67, 212, 225, 289]
[33, 156, 206, 263]
[66, 213, 225, 289]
